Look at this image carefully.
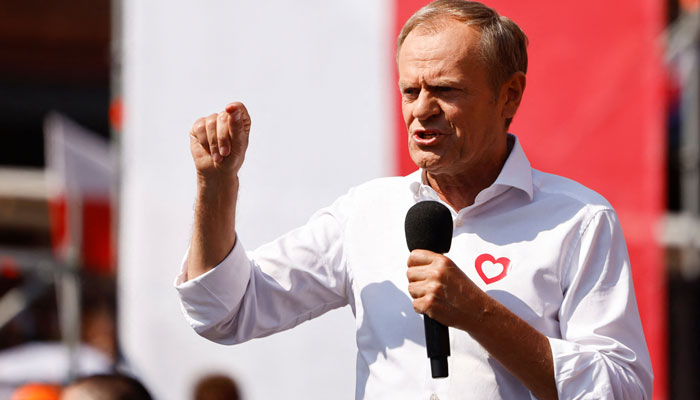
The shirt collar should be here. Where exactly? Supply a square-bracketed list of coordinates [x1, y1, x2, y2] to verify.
[407, 134, 533, 207]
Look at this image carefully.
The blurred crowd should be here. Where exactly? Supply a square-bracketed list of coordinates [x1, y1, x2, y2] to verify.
[9, 372, 240, 400]
[0, 264, 242, 399]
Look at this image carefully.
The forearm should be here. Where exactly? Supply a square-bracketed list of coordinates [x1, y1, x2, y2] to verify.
[407, 252, 558, 398]
[187, 174, 239, 280]
[463, 293, 556, 400]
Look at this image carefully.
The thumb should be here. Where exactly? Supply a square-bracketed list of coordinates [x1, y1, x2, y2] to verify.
[225, 102, 251, 145]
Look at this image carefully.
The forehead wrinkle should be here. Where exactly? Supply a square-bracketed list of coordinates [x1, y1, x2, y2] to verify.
[400, 57, 467, 88]
[399, 24, 482, 84]
[408, 18, 482, 56]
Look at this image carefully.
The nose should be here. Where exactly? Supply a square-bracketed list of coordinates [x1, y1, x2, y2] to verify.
[412, 90, 440, 120]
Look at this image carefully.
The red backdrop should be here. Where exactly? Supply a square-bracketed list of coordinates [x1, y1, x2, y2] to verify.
[393, 1, 668, 398]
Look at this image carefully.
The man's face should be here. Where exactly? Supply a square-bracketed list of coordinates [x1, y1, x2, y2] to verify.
[398, 19, 508, 178]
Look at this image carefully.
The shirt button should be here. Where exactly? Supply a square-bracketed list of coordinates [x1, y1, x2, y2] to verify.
[455, 219, 462, 227]
[430, 394, 440, 400]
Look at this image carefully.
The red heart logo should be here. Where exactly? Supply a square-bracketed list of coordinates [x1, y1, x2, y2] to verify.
[475, 254, 511, 285]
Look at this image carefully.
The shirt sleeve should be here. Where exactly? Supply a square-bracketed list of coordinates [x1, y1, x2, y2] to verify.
[551, 209, 653, 399]
[174, 194, 351, 345]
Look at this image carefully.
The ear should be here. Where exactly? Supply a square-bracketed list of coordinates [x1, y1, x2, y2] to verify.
[500, 71, 526, 119]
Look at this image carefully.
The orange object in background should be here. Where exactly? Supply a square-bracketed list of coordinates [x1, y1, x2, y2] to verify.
[680, 0, 700, 12]
[10, 383, 61, 400]
[109, 96, 122, 133]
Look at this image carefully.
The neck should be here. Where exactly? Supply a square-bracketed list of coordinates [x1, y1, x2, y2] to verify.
[424, 135, 514, 211]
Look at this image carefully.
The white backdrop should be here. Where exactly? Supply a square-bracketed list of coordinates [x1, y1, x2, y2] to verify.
[119, 1, 394, 399]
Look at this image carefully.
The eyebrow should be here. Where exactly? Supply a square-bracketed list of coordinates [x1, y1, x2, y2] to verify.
[399, 78, 462, 91]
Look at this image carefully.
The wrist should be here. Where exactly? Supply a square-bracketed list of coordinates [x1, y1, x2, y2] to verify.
[197, 172, 239, 192]
[197, 172, 238, 190]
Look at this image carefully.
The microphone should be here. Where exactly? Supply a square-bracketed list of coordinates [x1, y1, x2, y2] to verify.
[405, 200, 452, 379]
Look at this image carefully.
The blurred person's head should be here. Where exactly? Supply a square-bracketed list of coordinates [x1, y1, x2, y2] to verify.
[193, 374, 240, 400]
[11, 383, 61, 400]
[61, 374, 152, 400]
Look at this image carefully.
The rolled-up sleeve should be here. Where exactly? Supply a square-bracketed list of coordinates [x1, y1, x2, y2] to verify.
[175, 239, 252, 336]
[174, 194, 351, 345]
[552, 209, 653, 399]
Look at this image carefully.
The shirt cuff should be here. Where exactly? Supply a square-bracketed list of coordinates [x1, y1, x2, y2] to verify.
[174, 239, 252, 332]
[547, 337, 608, 400]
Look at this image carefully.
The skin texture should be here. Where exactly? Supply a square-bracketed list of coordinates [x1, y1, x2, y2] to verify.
[187, 18, 555, 400]
[399, 20, 556, 400]
[186, 102, 250, 281]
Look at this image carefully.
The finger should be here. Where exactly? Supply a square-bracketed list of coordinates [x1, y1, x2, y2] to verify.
[217, 111, 230, 157]
[412, 293, 439, 316]
[205, 113, 222, 163]
[225, 101, 245, 115]
[408, 281, 431, 299]
[406, 264, 433, 282]
[226, 102, 251, 147]
[407, 249, 439, 267]
[190, 117, 209, 153]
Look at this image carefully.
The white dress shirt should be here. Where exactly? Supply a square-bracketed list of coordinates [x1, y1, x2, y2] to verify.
[175, 135, 652, 399]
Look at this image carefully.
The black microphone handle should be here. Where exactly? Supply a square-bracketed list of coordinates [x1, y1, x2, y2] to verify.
[424, 315, 450, 378]
[405, 201, 453, 379]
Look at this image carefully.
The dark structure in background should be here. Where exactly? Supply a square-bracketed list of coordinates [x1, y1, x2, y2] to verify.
[0, 0, 699, 399]
[0, 0, 110, 169]
[665, 3, 700, 399]
[0, 1, 116, 394]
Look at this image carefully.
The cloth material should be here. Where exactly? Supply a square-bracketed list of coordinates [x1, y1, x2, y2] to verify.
[175, 135, 652, 399]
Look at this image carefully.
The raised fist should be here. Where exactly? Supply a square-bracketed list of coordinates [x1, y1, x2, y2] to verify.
[189, 102, 251, 178]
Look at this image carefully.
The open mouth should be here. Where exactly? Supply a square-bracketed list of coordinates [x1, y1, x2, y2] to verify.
[413, 130, 442, 143]
[417, 131, 438, 139]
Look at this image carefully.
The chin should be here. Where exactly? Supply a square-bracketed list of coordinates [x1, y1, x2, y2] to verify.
[412, 157, 445, 173]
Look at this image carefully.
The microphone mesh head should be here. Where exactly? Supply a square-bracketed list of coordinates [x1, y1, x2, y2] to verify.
[405, 201, 453, 253]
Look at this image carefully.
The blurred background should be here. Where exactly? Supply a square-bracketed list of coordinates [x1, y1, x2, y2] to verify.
[0, 0, 698, 399]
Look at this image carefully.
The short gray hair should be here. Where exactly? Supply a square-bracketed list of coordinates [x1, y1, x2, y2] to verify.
[397, 0, 528, 95]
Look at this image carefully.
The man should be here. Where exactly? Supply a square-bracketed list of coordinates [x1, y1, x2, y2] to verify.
[176, 1, 653, 399]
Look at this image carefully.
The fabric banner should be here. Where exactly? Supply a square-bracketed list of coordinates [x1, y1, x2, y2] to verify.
[44, 113, 114, 272]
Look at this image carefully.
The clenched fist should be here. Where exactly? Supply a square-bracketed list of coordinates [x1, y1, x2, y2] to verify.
[189, 102, 251, 178]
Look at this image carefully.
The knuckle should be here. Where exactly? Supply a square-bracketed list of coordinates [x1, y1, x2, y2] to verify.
[412, 300, 422, 314]
[206, 118, 217, 132]
[408, 282, 420, 296]
[193, 118, 206, 133]
[423, 294, 435, 309]
[429, 268, 442, 281]
[433, 259, 450, 277]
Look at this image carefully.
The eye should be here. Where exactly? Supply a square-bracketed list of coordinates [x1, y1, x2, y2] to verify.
[434, 86, 453, 93]
[402, 87, 420, 100]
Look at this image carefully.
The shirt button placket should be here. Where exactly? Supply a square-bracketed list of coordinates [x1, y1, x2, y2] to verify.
[429, 394, 440, 400]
